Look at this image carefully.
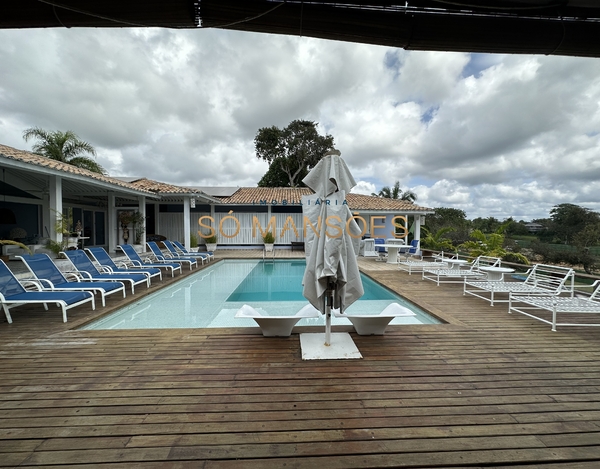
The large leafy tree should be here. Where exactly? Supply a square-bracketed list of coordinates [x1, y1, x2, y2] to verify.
[258, 156, 308, 187]
[549, 203, 600, 245]
[471, 216, 502, 233]
[372, 181, 417, 202]
[23, 127, 106, 175]
[424, 207, 470, 244]
[255, 120, 334, 187]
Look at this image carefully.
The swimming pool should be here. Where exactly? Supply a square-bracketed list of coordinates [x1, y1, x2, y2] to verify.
[81, 259, 440, 329]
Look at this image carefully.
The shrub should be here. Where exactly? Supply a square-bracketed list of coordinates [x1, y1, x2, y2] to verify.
[204, 234, 217, 244]
[262, 231, 275, 244]
[420, 227, 455, 252]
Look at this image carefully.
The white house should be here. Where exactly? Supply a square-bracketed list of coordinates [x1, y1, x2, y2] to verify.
[0, 143, 434, 254]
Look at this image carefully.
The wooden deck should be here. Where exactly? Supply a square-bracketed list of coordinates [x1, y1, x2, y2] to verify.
[2, 250, 600, 467]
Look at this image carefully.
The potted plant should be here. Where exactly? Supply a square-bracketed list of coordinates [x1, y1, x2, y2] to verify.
[118, 211, 135, 245]
[190, 233, 199, 250]
[131, 212, 146, 251]
[262, 231, 275, 252]
[44, 209, 73, 257]
[204, 233, 218, 252]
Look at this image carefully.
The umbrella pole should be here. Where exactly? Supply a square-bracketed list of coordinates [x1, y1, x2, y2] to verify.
[325, 303, 331, 346]
[324, 284, 334, 346]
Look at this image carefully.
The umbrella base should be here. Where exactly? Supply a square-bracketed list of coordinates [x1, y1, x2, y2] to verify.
[300, 332, 362, 360]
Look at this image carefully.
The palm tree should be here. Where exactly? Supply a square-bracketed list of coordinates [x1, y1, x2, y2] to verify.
[23, 127, 106, 175]
[420, 226, 456, 252]
[372, 181, 417, 202]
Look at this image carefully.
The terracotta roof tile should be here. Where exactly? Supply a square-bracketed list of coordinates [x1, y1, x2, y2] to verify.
[128, 178, 220, 203]
[222, 187, 311, 205]
[346, 193, 431, 212]
[128, 178, 199, 195]
[220, 187, 433, 212]
[0, 144, 153, 194]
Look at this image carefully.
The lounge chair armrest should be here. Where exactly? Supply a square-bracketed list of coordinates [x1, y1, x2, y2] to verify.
[28, 277, 54, 288]
[21, 279, 43, 291]
[63, 271, 84, 281]
[97, 265, 114, 273]
[70, 270, 93, 280]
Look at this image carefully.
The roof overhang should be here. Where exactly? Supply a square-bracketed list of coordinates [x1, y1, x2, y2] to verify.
[1, 0, 199, 28]
[157, 192, 222, 204]
[200, 0, 600, 58]
[0, 155, 159, 203]
[2, 2, 600, 57]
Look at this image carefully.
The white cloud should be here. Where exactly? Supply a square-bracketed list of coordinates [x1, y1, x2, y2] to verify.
[1, 28, 599, 221]
[351, 180, 376, 196]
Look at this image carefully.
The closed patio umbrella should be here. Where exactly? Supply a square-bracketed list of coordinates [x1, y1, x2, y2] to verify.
[302, 149, 364, 352]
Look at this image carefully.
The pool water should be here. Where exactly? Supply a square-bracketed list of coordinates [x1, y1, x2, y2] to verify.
[81, 259, 440, 330]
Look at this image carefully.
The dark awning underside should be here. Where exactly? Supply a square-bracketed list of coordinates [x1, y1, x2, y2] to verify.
[2, 1, 600, 57]
[1, 0, 200, 29]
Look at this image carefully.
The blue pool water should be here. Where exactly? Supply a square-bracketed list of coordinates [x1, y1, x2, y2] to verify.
[82, 259, 440, 330]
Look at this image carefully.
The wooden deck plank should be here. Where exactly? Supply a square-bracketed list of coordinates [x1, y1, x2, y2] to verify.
[1, 253, 600, 467]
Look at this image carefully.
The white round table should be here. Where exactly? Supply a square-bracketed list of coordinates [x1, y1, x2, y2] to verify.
[479, 266, 515, 281]
[444, 259, 469, 269]
[377, 244, 410, 264]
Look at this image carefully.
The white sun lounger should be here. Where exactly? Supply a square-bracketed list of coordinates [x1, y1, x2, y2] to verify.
[235, 304, 320, 337]
[334, 302, 416, 335]
[422, 256, 500, 286]
[398, 252, 450, 275]
[509, 280, 600, 331]
[464, 263, 575, 306]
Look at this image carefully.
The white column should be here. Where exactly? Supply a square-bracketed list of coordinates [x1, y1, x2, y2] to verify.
[210, 203, 215, 239]
[41, 187, 50, 240]
[183, 197, 191, 250]
[108, 192, 117, 253]
[48, 176, 62, 242]
[138, 195, 146, 252]
[414, 215, 422, 247]
[154, 203, 159, 250]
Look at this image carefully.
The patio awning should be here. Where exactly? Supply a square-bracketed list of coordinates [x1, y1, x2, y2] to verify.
[2, 1, 600, 57]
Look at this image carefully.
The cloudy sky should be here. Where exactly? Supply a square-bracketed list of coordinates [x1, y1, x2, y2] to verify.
[1, 27, 599, 221]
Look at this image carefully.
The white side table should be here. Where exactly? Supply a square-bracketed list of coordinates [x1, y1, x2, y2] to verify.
[479, 266, 515, 281]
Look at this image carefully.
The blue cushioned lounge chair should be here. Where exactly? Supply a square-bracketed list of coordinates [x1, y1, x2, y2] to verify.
[62, 250, 149, 294]
[402, 239, 421, 260]
[147, 241, 197, 270]
[171, 240, 214, 261]
[85, 247, 162, 282]
[17, 253, 126, 307]
[162, 240, 208, 264]
[0, 260, 95, 323]
[118, 244, 181, 278]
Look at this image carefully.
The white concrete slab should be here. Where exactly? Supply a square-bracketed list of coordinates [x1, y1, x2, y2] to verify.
[300, 332, 362, 360]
